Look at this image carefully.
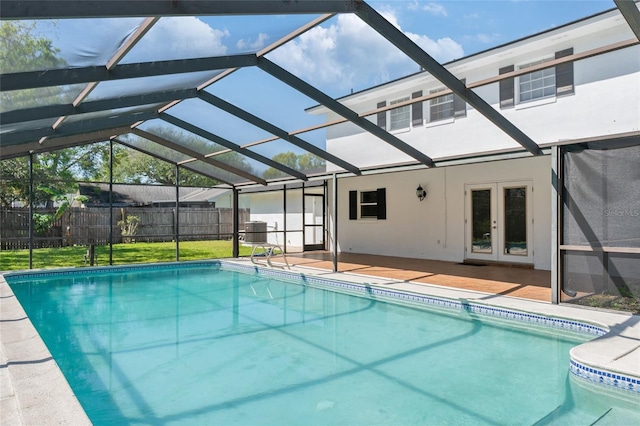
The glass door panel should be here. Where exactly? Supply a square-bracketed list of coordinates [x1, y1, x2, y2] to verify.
[304, 226, 324, 246]
[503, 187, 527, 256]
[304, 194, 324, 251]
[471, 189, 493, 254]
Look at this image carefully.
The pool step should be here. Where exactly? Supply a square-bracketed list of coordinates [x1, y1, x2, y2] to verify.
[533, 406, 633, 426]
[590, 407, 638, 425]
[590, 408, 613, 425]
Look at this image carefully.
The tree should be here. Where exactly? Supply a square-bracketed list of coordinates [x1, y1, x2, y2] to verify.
[0, 21, 107, 208]
[298, 152, 326, 172]
[263, 152, 326, 180]
[32, 187, 87, 237]
[0, 144, 111, 208]
[109, 128, 255, 186]
[0, 21, 71, 110]
[0, 20, 255, 206]
[0, 157, 29, 208]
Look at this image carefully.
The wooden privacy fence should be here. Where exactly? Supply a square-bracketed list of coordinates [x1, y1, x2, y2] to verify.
[0, 207, 250, 250]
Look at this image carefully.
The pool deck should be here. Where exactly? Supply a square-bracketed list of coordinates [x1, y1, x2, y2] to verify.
[1, 259, 639, 424]
[284, 251, 552, 301]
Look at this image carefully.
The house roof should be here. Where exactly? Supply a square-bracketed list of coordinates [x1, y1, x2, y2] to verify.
[2, 1, 639, 188]
[78, 183, 224, 206]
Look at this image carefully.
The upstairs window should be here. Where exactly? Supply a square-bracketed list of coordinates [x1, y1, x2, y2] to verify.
[519, 58, 556, 103]
[429, 89, 454, 122]
[499, 49, 573, 109]
[429, 80, 466, 123]
[389, 97, 410, 131]
[377, 85, 465, 129]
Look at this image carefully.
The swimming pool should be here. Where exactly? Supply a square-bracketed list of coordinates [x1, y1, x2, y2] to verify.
[6, 261, 640, 425]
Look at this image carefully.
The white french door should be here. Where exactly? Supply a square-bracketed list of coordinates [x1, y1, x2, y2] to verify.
[465, 181, 533, 264]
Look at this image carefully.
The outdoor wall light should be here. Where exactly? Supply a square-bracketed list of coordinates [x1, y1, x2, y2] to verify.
[416, 185, 427, 201]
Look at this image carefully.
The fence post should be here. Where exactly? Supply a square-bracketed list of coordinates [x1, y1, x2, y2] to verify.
[89, 242, 95, 266]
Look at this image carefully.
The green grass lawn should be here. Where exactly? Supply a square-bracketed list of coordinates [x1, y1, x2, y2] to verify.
[0, 240, 254, 271]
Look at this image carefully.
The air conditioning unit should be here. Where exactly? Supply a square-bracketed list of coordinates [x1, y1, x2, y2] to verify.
[244, 221, 267, 243]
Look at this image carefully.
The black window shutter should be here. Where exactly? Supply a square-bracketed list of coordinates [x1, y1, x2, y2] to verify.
[454, 78, 467, 118]
[376, 101, 386, 130]
[428, 88, 439, 122]
[376, 188, 386, 220]
[555, 48, 574, 96]
[411, 91, 423, 126]
[499, 65, 515, 108]
[349, 190, 357, 220]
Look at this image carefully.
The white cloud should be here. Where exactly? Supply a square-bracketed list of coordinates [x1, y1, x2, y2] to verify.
[407, 0, 420, 12]
[422, 2, 448, 17]
[236, 33, 270, 51]
[127, 17, 229, 62]
[475, 33, 502, 44]
[408, 32, 464, 61]
[463, 32, 503, 45]
[267, 12, 463, 93]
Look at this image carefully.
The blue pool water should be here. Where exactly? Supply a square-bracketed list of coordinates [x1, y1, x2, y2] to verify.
[8, 264, 640, 425]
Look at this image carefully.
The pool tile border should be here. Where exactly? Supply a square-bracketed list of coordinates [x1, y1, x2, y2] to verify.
[570, 360, 640, 395]
[3, 260, 221, 280]
[220, 262, 608, 336]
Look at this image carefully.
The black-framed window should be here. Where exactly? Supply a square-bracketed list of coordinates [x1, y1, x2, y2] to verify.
[349, 188, 386, 220]
[360, 190, 378, 218]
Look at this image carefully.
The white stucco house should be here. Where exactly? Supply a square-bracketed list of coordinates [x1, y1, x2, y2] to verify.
[304, 7, 639, 300]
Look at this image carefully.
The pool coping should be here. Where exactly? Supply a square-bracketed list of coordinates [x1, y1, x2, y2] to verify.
[1, 259, 639, 424]
[1, 271, 91, 425]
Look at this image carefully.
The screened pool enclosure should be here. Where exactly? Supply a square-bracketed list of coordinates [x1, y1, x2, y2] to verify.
[1, 0, 639, 311]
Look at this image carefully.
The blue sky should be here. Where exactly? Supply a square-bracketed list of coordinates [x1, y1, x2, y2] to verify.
[268, 0, 615, 95]
[42, 0, 616, 96]
[32, 1, 617, 173]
